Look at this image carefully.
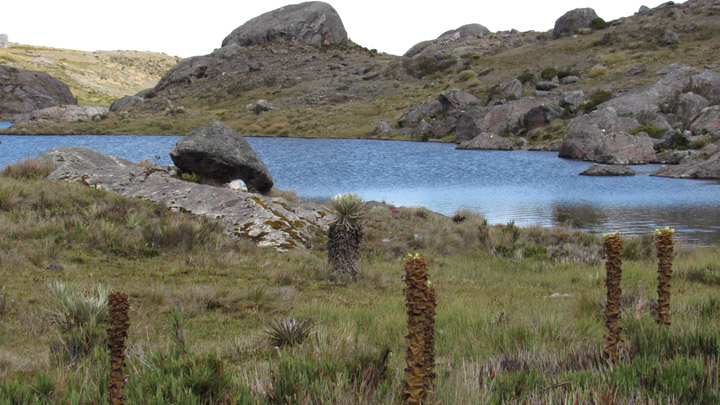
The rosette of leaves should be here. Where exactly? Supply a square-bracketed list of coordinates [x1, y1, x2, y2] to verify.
[265, 317, 314, 348]
[602, 232, 623, 363]
[655, 227, 675, 327]
[325, 193, 366, 282]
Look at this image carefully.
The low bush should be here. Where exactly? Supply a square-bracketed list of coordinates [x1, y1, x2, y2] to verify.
[629, 124, 666, 139]
[540, 67, 558, 80]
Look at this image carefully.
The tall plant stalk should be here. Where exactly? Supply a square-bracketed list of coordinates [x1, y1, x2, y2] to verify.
[655, 227, 675, 327]
[602, 232, 623, 363]
[403, 254, 429, 404]
[108, 291, 130, 405]
[423, 280, 437, 397]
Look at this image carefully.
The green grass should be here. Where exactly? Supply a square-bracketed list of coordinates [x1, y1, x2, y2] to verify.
[1, 166, 719, 403]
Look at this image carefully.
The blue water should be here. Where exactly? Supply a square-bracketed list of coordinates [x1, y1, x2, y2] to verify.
[0, 121, 12, 129]
[1, 135, 719, 245]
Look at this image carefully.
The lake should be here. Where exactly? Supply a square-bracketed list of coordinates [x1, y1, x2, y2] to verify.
[1, 135, 719, 245]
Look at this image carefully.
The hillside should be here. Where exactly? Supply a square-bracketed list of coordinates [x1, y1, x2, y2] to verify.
[0, 44, 180, 106]
[1, 0, 719, 144]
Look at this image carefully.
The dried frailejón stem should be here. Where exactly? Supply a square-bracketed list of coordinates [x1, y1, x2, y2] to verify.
[603, 232, 623, 363]
[108, 291, 130, 405]
[655, 227, 675, 327]
[403, 254, 428, 405]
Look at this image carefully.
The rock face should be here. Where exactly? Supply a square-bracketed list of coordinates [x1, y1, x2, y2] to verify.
[170, 122, 274, 192]
[0, 65, 76, 115]
[580, 164, 636, 176]
[0, 34, 8, 48]
[589, 132, 657, 165]
[553, 8, 599, 38]
[690, 106, 720, 137]
[37, 147, 326, 250]
[652, 150, 720, 179]
[456, 133, 518, 150]
[559, 108, 642, 161]
[221, 2, 348, 47]
[456, 97, 557, 142]
[405, 23, 490, 57]
[29, 105, 108, 122]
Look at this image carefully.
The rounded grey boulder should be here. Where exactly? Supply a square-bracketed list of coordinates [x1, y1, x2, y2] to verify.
[0, 65, 76, 115]
[170, 122, 274, 192]
[221, 2, 348, 47]
[553, 8, 599, 38]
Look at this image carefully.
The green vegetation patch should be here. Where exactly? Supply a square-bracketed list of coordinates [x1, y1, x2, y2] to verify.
[629, 124, 667, 139]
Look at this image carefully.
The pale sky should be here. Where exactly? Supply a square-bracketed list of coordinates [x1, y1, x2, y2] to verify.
[4, 0, 686, 58]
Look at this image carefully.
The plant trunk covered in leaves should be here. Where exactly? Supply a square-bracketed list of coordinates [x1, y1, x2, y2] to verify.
[325, 193, 366, 282]
[655, 228, 675, 327]
[108, 291, 130, 405]
[403, 255, 431, 405]
[603, 233, 623, 363]
[327, 224, 362, 282]
[423, 281, 437, 397]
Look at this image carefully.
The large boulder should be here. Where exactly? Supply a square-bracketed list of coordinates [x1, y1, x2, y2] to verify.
[221, 2, 348, 48]
[0, 65, 76, 115]
[37, 147, 326, 250]
[405, 23, 490, 57]
[398, 100, 442, 128]
[110, 95, 143, 112]
[170, 122, 274, 192]
[689, 106, 720, 138]
[588, 132, 657, 165]
[652, 150, 720, 179]
[438, 89, 481, 110]
[456, 97, 557, 142]
[671, 92, 710, 121]
[495, 78, 523, 101]
[553, 8, 599, 38]
[29, 105, 108, 122]
[0, 34, 8, 48]
[522, 105, 565, 131]
[456, 133, 518, 150]
[559, 107, 642, 160]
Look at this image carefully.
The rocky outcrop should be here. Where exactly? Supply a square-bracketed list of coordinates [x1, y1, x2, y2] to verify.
[580, 164, 636, 176]
[689, 106, 720, 137]
[405, 23, 490, 57]
[456, 97, 557, 142]
[0, 34, 8, 48]
[37, 147, 326, 250]
[29, 105, 108, 122]
[589, 132, 657, 165]
[598, 65, 720, 116]
[652, 150, 720, 179]
[398, 100, 442, 128]
[495, 78, 522, 101]
[110, 96, 143, 112]
[0, 65, 76, 115]
[170, 122, 274, 192]
[559, 107, 641, 161]
[553, 8, 599, 38]
[221, 2, 347, 48]
[456, 133, 518, 150]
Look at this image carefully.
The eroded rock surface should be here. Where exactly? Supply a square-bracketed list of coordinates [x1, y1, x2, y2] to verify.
[0, 65, 76, 116]
[38, 147, 327, 250]
[652, 150, 720, 179]
[221, 1, 348, 47]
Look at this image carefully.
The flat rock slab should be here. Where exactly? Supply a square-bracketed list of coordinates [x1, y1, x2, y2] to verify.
[580, 164, 636, 176]
[38, 147, 327, 250]
[652, 150, 720, 179]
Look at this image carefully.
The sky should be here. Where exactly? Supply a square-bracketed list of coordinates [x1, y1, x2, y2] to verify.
[4, 0, 687, 58]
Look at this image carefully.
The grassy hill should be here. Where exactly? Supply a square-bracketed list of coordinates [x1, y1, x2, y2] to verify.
[0, 44, 179, 106]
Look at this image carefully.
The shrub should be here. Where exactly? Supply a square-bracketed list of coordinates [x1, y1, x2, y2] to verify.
[0, 158, 56, 180]
[590, 17, 610, 30]
[629, 124, 666, 139]
[581, 90, 613, 111]
[588, 66, 608, 78]
[456, 70, 476, 82]
[517, 71, 535, 84]
[540, 67, 558, 80]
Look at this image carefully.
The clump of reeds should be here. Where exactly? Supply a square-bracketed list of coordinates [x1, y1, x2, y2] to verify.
[107, 291, 130, 405]
[655, 227, 675, 327]
[402, 254, 436, 404]
[602, 232, 623, 363]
